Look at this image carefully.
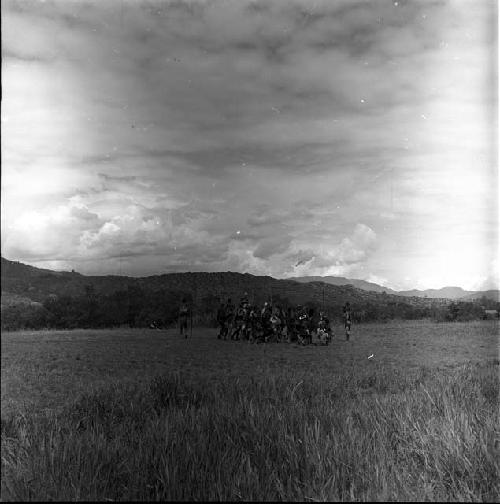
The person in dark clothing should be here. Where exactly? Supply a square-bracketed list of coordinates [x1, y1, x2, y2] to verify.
[231, 303, 246, 340]
[270, 306, 282, 342]
[343, 302, 352, 341]
[225, 298, 235, 340]
[317, 312, 332, 345]
[296, 305, 309, 345]
[179, 298, 189, 338]
[261, 302, 273, 342]
[287, 307, 297, 343]
[241, 303, 252, 341]
[277, 305, 287, 342]
[248, 305, 261, 343]
[306, 307, 316, 345]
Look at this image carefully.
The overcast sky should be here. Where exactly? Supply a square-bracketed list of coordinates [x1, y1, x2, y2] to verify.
[2, 0, 498, 290]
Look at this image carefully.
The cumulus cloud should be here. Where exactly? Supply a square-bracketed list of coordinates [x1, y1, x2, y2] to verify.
[4, 204, 102, 261]
[211, 222, 378, 279]
[253, 235, 293, 260]
[1, 0, 496, 288]
[281, 223, 378, 277]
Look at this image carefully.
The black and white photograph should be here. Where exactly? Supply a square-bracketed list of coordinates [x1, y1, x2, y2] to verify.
[1, 0, 499, 500]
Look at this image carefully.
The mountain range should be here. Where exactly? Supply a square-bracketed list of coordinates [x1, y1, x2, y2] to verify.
[1, 257, 497, 312]
[0, 257, 446, 310]
[290, 276, 499, 301]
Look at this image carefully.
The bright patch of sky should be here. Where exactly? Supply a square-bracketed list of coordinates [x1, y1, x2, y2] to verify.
[2, 0, 498, 290]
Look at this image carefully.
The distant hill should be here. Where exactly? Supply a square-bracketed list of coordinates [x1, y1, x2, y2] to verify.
[459, 290, 500, 302]
[396, 287, 471, 299]
[6, 257, 496, 330]
[1, 257, 443, 312]
[290, 276, 399, 294]
[292, 274, 499, 301]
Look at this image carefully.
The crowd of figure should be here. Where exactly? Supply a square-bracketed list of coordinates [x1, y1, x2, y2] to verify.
[215, 293, 352, 345]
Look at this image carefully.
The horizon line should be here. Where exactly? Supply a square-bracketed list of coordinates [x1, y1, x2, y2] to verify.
[2, 256, 498, 294]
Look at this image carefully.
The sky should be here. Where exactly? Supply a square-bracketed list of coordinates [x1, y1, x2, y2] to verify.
[2, 0, 498, 291]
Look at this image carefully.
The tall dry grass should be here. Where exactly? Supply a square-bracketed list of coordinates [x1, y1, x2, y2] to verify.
[2, 361, 499, 501]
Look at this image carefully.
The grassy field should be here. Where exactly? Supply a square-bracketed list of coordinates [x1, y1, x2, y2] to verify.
[1, 320, 499, 501]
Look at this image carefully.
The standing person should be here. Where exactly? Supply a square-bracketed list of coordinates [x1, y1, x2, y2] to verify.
[247, 305, 258, 343]
[277, 305, 287, 342]
[242, 302, 252, 341]
[231, 302, 246, 341]
[317, 312, 332, 345]
[225, 298, 235, 341]
[261, 301, 273, 343]
[306, 307, 316, 345]
[343, 302, 352, 341]
[323, 312, 333, 343]
[179, 298, 189, 338]
[296, 305, 309, 345]
[270, 306, 281, 343]
[287, 307, 296, 343]
[241, 292, 249, 306]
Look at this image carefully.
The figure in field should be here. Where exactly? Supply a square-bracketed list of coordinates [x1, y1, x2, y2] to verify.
[179, 298, 190, 338]
[317, 312, 332, 345]
[343, 302, 352, 341]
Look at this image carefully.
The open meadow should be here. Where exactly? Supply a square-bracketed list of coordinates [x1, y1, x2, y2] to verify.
[2, 320, 499, 501]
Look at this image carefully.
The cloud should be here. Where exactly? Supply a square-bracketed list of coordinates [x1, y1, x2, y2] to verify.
[336, 223, 377, 263]
[253, 235, 293, 260]
[4, 204, 103, 261]
[1, 0, 496, 289]
[219, 222, 378, 279]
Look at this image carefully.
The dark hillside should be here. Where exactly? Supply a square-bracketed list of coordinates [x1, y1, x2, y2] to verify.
[1, 257, 132, 301]
[1, 257, 464, 330]
[1, 257, 440, 309]
[291, 275, 399, 294]
[293, 273, 499, 301]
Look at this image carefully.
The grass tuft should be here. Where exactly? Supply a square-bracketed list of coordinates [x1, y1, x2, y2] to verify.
[2, 361, 499, 501]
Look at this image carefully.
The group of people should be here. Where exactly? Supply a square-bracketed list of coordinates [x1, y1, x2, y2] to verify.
[215, 293, 353, 345]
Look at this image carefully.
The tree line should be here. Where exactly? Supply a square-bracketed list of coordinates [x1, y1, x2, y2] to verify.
[1, 285, 497, 331]
[1, 285, 191, 331]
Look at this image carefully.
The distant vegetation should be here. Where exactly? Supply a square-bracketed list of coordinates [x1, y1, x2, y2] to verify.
[1, 286, 192, 331]
[1, 257, 498, 331]
[2, 362, 498, 501]
[1, 286, 496, 331]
